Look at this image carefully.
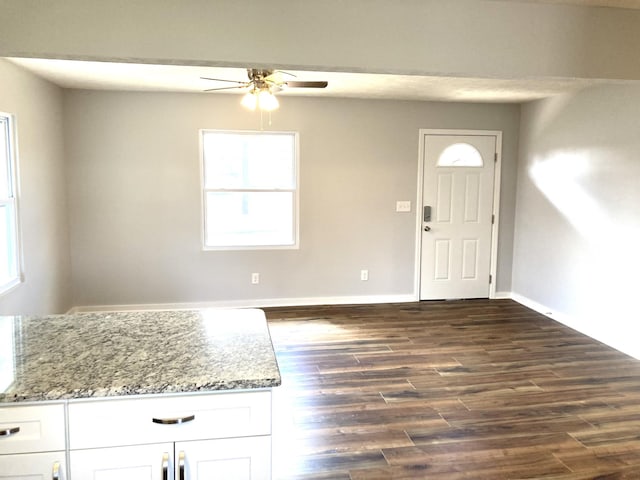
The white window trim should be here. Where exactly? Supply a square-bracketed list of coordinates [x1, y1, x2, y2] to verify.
[200, 129, 300, 251]
[0, 112, 23, 296]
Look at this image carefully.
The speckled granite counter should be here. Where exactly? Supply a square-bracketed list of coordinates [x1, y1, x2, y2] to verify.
[0, 308, 281, 403]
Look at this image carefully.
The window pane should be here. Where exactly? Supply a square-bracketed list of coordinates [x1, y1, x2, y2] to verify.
[203, 132, 295, 189]
[0, 203, 17, 285]
[437, 143, 483, 167]
[206, 192, 294, 247]
[0, 118, 10, 198]
[0, 114, 19, 293]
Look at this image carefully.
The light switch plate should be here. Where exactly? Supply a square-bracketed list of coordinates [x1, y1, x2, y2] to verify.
[396, 201, 411, 212]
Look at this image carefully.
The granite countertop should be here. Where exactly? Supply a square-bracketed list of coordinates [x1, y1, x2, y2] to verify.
[0, 308, 281, 403]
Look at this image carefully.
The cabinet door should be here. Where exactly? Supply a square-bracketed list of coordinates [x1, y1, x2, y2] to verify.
[69, 443, 173, 480]
[0, 452, 66, 479]
[176, 436, 271, 480]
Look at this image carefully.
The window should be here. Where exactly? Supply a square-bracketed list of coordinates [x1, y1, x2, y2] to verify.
[0, 114, 20, 294]
[437, 143, 483, 167]
[201, 130, 298, 249]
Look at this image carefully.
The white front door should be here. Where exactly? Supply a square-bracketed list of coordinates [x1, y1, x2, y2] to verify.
[419, 133, 497, 300]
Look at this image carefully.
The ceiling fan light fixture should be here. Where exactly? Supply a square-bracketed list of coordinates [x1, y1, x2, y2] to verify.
[203, 68, 326, 113]
[257, 89, 279, 111]
[241, 91, 258, 110]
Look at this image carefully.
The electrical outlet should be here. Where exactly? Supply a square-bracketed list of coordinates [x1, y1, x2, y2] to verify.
[360, 269, 369, 281]
[251, 273, 260, 284]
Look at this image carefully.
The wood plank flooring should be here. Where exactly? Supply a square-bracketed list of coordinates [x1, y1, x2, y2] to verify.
[265, 299, 640, 479]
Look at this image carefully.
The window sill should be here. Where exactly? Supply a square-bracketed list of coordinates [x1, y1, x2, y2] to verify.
[0, 276, 22, 297]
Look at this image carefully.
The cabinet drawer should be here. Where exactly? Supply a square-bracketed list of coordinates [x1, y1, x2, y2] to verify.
[0, 404, 65, 454]
[68, 390, 272, 450]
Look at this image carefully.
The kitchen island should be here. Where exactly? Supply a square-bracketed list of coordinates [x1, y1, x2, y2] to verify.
[0, 308, 281, 479]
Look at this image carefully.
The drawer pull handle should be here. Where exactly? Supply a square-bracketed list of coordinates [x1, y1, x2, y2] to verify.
[152, 414, 195, 425]
[178, 451, 185, 480]
[0, 426, 19, 437]
[161, 452, 169, 480]
[52, 461, 60, 480]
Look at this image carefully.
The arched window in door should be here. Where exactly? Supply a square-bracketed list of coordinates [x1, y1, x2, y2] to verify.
[437, 143, 483, 167]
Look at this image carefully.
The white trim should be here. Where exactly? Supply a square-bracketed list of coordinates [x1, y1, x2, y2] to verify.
[0, 112, 23, 296]
[488, 132, 502, 299]
[413, 129, 426, 301]
[415, 129, 503, 301]
[67, 294, 418, 314]
[493, 290, 512, 299]
[510, 292, 640, 361]
[199, 129, 300, 251]
[510, 292, 557, 318]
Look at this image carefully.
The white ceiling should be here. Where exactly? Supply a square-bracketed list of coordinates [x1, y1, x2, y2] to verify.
[8, 57, 611, 104]
[7, 0, 639, 104]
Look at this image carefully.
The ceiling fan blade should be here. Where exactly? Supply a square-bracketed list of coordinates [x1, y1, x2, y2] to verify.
[200, 76, 248, 85]
[265, 70, 295, 84]
[204, 85, 247, 92]
[285, 81, 328, 88]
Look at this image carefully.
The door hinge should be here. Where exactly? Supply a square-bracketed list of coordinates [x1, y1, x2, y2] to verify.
[489, 274, 492, 284]
[491, 214, 495, 225]
[494, 153, 498, 163]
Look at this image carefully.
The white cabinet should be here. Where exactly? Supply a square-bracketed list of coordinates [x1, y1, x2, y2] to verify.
[68, 390, 272, 480]
[69, 443, 173, 480]
[177, 437, 271, 480]
[0, 404, 67, 479]
[0, 451, 66, 479]
[68, 437, 271, 480]
[0, 390, 273, 480]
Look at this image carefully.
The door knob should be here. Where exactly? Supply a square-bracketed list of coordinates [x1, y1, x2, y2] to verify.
[424, 225, 431, 232]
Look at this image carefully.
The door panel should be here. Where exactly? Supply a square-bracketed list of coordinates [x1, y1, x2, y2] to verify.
[462, 239, 479, 279]
[464, 174, 480, 221]
[420, 134, 496, 300]
[434, 240, 451, 280]
[436, 174, 453, 222]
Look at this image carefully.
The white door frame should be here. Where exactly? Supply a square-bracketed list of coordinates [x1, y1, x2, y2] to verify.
[414, 129, 503, 300]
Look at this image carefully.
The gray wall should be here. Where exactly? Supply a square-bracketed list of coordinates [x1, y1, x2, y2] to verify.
[2, 0, 640, 82]
[513, 85, 640, 359]
[0, 59, 72, 314]
[64, 90, 519, 308]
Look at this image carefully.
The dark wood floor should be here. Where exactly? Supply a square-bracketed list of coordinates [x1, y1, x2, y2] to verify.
[265, 299, 640, 479]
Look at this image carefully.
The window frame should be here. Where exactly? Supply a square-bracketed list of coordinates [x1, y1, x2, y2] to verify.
[200, 129, 300, 251]
[0, 112, 22, 295]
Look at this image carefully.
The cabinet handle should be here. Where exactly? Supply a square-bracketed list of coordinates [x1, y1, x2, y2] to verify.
[178, 451, 185, 480]
[161, 452, 169, 480]
[52, 461, 60, 480]
[0, 426, 19, 437]
[152, 414, 195, 425]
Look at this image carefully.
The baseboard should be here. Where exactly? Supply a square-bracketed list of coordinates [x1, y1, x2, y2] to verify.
[510, 293, 557, 318]
[510, 292, 640, 360]
[493, 291, 512, 300]
[68, 294, 418, 313]
[511, 292, 594, 338]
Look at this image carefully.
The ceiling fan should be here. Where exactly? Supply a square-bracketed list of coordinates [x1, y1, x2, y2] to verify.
[201, 69, 328, 111]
